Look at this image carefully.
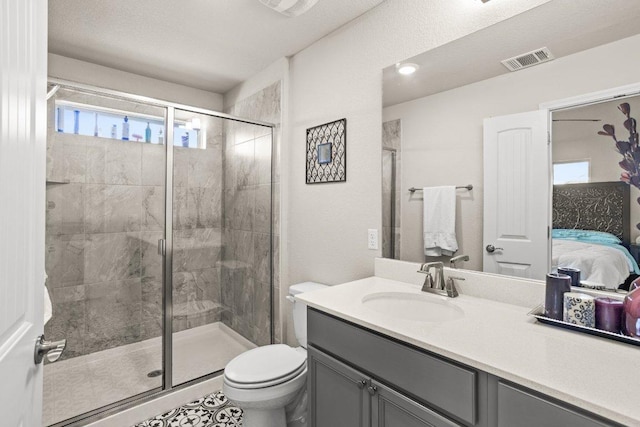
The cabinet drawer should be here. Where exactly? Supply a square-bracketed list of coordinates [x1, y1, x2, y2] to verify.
[308, 309, 477, 425]
[497, 381, 617, 427]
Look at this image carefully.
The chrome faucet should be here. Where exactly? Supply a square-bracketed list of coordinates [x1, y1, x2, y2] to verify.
[419, 262, 446, 291]
[449, 254, 469, 268]
[417, 261, 464, 298]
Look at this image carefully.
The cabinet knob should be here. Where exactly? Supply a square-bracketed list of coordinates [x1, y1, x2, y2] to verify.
[357, 379, 367, 389]
[367, 385, 377, 395]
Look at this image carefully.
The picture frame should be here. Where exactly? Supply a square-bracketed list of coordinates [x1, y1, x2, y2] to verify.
[306, 118, 346, 184]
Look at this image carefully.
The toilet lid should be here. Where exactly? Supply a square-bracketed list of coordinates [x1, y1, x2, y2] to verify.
[225, 344, 306, 386]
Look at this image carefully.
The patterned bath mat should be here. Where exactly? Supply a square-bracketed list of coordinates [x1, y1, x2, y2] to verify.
[133, 391, 242, 427]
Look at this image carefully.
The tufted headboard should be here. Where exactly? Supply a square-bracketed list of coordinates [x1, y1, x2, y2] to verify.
[552, 181, 631, 246]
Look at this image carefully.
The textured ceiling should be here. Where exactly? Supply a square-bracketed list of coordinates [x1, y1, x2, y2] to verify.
[383, 0, 640, 107]
[49, 0, 385, 93]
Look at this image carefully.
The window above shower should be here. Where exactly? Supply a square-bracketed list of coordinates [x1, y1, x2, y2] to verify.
[54, 100, 204, 148]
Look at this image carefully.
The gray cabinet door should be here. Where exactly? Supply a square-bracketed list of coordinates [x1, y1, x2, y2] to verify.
[308, 345, 370, 427]
[496, 381, 619, 427]
[372, 381, 463, 427]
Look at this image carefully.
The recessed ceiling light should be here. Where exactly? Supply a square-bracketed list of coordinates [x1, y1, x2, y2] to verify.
[396, 63, 419, 76]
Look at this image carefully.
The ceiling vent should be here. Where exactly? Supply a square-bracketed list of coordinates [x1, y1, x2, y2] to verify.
[501, 47, 554, 72]
[259, 0, 319, 17]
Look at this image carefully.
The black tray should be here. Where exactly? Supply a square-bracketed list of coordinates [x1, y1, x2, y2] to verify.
[528, 304, 640, 348]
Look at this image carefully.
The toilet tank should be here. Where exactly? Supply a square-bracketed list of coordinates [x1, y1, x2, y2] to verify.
[289, 282, 327, 348]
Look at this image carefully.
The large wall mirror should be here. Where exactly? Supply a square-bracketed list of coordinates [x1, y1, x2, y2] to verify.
[381, 0, 640, 290]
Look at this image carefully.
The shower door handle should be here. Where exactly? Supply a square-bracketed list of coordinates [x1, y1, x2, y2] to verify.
[34, 335, 66, 365]
[158, 239, 166, 256]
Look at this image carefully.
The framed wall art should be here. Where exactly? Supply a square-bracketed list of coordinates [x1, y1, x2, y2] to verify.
[306, 118, 347, 184]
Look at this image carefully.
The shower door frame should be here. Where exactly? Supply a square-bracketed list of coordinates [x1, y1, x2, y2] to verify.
[47, 78, 276, 427]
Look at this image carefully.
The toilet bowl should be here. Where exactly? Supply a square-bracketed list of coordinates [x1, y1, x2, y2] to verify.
[223, 282, 327, 427]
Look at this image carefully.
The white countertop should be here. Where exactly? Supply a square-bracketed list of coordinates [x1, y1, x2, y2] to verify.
[297, 276, 640, 426]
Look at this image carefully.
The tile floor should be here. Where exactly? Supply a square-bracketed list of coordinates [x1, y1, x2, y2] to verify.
[44, 322, 254, 426]
[133, 391, 242, 427]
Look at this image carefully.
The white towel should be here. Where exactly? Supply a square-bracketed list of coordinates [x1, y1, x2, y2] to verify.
[423, 186, 458, 256]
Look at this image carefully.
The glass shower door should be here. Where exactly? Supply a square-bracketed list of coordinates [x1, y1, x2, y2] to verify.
[44, 87, 166, 425]
[171, 109, 273, 385]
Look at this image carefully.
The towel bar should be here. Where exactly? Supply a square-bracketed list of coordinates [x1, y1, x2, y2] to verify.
[409, 185, 473, 193]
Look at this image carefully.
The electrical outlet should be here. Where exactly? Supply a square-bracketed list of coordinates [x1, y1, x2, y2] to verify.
[368, 229, 379, 250]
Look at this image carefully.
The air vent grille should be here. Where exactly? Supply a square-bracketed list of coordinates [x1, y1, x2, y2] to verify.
[501, 47, 555, 72]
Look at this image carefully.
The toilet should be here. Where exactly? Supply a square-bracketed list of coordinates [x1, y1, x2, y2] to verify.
[223, 282, 327, 427]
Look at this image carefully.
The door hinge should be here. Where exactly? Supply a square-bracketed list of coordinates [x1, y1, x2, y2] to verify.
[158, 239, 166, 256]
[547, 131, 551, 144]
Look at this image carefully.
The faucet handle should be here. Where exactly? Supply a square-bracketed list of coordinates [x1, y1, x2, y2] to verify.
[421, 272, 434, 291]
[445, 276, 462, 298]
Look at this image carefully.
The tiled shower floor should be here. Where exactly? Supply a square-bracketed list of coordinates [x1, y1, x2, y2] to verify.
[43, 322, 255, 426]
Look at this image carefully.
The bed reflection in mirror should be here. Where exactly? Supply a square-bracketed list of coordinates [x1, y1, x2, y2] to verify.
[551, 96, 640, 291]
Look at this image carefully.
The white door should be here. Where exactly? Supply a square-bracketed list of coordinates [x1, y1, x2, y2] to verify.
[0, 0, 48, 426]
[483, 110, 550, 279]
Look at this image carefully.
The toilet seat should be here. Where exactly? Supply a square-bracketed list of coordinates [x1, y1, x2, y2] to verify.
[224, 344, 306, 389]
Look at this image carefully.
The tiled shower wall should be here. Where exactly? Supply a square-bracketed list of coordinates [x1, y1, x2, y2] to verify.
[382, 119, 401, 259]
[172, 115, 224, 333]
[44, 90, 224, 359]
[222, 81, 281, 346]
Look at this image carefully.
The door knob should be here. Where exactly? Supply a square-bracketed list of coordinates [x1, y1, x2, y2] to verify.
[485, 244, 504, 253]
[34, 335, 66, 365]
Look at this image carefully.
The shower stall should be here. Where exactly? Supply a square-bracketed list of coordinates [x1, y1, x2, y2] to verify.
[43, 81, 275, 426]
[382, 119, 401, 259]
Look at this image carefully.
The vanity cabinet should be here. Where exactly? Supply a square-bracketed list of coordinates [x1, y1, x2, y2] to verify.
[308, 308, 622, 427]
[308, 308, 482, 427]
[308, 346, 462, 427]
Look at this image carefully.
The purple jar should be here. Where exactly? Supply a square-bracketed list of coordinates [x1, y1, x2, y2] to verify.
[623, 287, 640, 337]
[545, 273, 572, 320]
[594, 297, 624, 333]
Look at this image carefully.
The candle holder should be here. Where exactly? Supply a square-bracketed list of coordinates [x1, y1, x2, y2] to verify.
[545, 273, 572, 320]
[558, 267, 581, 287]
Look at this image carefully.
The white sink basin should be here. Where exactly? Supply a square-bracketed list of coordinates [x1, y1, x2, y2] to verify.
[361, 291, 464, 322]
